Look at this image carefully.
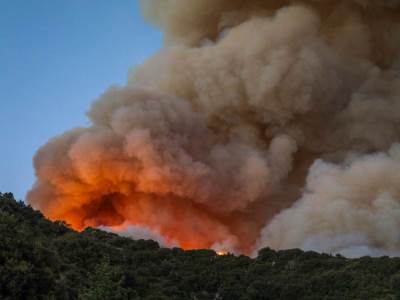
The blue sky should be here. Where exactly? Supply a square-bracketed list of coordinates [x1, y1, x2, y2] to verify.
[0, 0, 162, 200]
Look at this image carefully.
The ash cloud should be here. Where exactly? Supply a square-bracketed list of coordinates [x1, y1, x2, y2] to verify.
[28, 0, 400, 256]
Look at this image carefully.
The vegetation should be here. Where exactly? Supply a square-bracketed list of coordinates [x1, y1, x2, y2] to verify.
[1, 192, 400, 300]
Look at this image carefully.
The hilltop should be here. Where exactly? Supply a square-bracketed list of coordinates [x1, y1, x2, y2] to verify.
[1, 192, 400, 300]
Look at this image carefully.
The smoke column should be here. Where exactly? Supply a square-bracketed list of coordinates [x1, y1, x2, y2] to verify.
[28, 0, 400, 256]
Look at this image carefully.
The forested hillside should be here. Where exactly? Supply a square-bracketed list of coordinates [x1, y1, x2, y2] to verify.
[1, 192, 400, 300]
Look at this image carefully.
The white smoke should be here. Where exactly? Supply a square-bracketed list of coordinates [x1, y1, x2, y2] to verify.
[257, 144, 400, 257]
[99, 223, 176, 247]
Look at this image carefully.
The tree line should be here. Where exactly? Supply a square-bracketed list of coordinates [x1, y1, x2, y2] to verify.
[1, 192, 399, 300]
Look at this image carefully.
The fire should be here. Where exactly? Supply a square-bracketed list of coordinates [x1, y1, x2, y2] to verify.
[217, 251, 228, 256]
[36, 191, 260, 254]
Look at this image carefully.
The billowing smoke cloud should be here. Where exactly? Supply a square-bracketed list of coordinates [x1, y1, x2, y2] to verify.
[28, 0, 400, 256]
[257, 144, 400, 257]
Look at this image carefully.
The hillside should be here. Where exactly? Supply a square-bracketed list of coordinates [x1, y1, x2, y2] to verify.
[1, 192, 400, 300]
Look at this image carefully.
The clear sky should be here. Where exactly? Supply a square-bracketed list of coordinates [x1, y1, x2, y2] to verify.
[0, 0, 162, 200]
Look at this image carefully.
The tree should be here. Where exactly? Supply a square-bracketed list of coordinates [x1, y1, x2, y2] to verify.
[78, 258, 131, 300]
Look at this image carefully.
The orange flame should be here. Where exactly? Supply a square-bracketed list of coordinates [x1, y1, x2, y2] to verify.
[38, 191, 263, 254]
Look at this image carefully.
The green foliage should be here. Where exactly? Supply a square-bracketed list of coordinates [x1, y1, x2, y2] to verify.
[79, 258, 131, 300]
[1, 192, 400, 299]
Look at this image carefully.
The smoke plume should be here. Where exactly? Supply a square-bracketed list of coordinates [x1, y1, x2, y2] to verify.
[28, 0, 400, 256]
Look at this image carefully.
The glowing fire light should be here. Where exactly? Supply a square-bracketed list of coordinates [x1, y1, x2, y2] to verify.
[217, 251, 228, 256]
